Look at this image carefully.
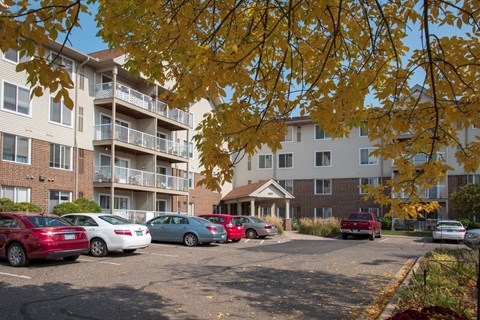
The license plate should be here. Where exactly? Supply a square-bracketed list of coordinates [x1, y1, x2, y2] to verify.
[136, 231, 143, 236]
[64, 234, 75, 240]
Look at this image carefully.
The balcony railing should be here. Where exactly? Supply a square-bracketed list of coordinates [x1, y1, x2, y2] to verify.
[94, 166, 188, 192]
[94, 82, 192, 127]
[391, 185, 447, 199]
[93, 124, 189, 159]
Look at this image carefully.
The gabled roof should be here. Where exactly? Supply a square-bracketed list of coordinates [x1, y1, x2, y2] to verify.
[222, 179, 294, 202]
[89, 48, 125, 60]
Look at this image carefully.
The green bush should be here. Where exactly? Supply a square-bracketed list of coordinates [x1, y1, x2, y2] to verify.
[0, 198, 42, 212]
[379, 216, 392, 230]
[297, 217, 340, 237]
[52, 198, 102, 215]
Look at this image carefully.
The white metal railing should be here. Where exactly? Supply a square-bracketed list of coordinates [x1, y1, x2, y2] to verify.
[94, 82, 191, 127]
[391, 185, 447, 199]
[392, 218, 438, 231]
[93, 124, 188, 159]
[93, 166, 188, 192]
[110, 210, 188, 224]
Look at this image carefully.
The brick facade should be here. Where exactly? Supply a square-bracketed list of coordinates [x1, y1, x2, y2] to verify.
[0, 135, 94, 211]
[189, 172, 222, 215]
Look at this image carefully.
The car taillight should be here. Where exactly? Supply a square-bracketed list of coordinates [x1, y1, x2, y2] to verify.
[206, 226, 218, 231]
[31, 230, 53, 240]
[145, 229, 150, 235]
[264, 225, 272, 229]
[114, 230, 133, 236]
[460, 229, 466, 232]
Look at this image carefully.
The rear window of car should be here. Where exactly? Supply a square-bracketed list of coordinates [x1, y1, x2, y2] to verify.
[26, 216, 72, 227]
[192, 217, 210, 225]
[99, 215, 133, 225]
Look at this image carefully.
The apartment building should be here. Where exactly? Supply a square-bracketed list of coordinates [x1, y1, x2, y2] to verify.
[0, 42, 226, 220]
[230, 90, 480, 220]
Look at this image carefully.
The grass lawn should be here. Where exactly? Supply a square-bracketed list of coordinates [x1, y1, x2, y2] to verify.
[382, 229, 432, 237]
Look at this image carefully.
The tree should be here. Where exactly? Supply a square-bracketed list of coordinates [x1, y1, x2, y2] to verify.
[2, 0, 479, 218]
[451, 183, 480, 219]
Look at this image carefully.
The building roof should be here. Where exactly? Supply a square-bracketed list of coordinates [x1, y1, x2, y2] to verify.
[222, 179, 294, 202]
[88, 48, 125, 60]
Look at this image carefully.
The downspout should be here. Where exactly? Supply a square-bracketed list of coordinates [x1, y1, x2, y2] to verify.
[74, 57, 90, 200]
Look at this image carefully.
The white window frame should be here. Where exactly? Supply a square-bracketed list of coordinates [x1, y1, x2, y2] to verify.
[49, 143, 72, 170]
[3, 48, 30, 64]
[314, 124, 332, 140]
[1, 186, 31, 203]
[2, 81, 31, 116]
[258, 154, 273, 169]
[360, 207, 380, 217]
[1, 133, 31, 164]
[49, 96, 72, 127]
[315, 150, 332, 167]
[282, 126, 293, 143]
[314, 207, 332, 219]
[314, 179, 332, 195]
[360, 148, 378, 165]
[359, 177, 379, 194]
[277, 179, 293, 193]
[188, 172, 195, 189]
[48, 190, 72, 213]
[359, 120, 369, 137]
[49, 51, 73, 79]
[278, 152, 294, 169]
[98, 194, 130, 211]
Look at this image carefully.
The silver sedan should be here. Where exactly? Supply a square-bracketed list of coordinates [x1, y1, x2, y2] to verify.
[235, 216, 278, 239]
[146, 215, 227, 246]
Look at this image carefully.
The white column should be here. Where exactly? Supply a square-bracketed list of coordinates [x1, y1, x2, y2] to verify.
[286, 199, 290, 219]
[250, 199, 255, 216]
[271, 203, 276, 217]
[236, 201, 242, 215]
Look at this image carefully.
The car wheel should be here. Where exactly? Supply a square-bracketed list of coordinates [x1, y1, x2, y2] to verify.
[341, 233, 348, 240]
[246, 229, 258, 239]
[90, 238, 108, 257]
[7, 243, 29, 267]
[370, 232, 375, 241]
[122, 249, 136, 254]
[63, 255, 80, 262]
[231, 238, 241, 242]
[184, 233, 198, 246]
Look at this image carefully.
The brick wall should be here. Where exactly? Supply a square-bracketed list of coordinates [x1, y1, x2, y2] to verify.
[189, 172, 222, 215]
[0, 135, 94, 211]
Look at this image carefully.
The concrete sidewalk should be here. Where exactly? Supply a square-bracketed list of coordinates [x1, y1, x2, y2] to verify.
[280, 230, 335, 240]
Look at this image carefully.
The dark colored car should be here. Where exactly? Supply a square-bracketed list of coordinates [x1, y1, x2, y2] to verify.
[0, 212, 89, 267]
[464, 229, 480, 249]
[235, 216, 279, 239]
[145, 214, 227, 246]
[198, 214, 245, 242]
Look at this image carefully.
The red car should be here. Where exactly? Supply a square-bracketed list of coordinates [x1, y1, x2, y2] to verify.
[0, 212, 90, 267]
[198, 214, 245, 242]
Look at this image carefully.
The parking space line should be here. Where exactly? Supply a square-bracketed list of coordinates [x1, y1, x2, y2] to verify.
[146, 253, 179, 257]
[260, 240, 265, 244]
[244, 239, 250, 243]
[78, 258, 121, 266]
[0, 271, 31, 279]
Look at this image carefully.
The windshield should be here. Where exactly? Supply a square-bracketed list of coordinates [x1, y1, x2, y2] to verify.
[348, 214, 372, 221]
[27, 216, 72, 227]
[99, 215, 134, 225]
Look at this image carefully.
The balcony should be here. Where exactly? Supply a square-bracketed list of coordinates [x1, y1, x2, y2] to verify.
[94, 166, 188, 192]
[94, 82, 192, 127]
[93, 124, 189, 159]
[391, 185, 447, 199]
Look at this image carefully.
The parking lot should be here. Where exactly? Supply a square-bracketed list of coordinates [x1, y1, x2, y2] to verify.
[0, 233, 460, 320]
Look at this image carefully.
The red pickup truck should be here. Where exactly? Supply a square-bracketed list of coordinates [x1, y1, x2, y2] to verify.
[340, 212, 382, 241]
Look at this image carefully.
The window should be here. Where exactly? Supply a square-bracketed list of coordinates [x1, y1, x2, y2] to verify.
[79, 73, 85, 90]
[314, 208, 332, 219]
[314, 124, 331, 140]
[258, 154, 273, 169]
[278, 153, 293, 168]
[359, 177, 379, 194]
[99, 195, 129, 211]
[50, 143, 71, 170]
[1, 186, 30, 203]
[360, 148, 378, 165]
[360, 208, 380, 217]
[3, 49, 30, 64]
[78, 106, 84, 132]
[48, 190, 72, 213]
[297, 126, 301, 142]
[282, 127, 293, 142]
[247, 156, 251, 171]
[50, 52, 73, 79]
[50, 97, 72, 126]
[277, 180, 293, 193]
[315, 179, 332, 195]
[188, 172, 195, 189]
[78, 149, 85, 174]
[2, 133, 30, 163]
[2, 82, 30, 115]
[359, 121, 369, 137]
[468, 175, 480, 184]
[315, 151, 332, 167]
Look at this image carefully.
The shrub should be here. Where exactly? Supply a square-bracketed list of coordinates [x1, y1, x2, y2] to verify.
[297, 217, 340, 237]
[263, 215, 284, 235]
[387, 306, 469, 320]
[0, 198, 42, 212]
[52, 198, 102, 215]
[379, 216, 392, 230]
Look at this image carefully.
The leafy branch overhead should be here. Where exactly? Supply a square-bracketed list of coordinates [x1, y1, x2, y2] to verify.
[2, 0, 480, 218]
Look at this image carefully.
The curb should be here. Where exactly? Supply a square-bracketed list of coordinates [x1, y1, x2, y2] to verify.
[378, 256, 423, 319]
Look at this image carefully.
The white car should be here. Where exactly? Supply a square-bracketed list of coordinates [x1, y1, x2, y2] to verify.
[62, 213, 151, 256]
[432, 220, 466, 243]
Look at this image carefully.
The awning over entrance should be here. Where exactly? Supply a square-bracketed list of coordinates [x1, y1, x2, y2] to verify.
[221, 179, 294, 219]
